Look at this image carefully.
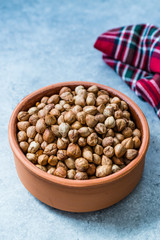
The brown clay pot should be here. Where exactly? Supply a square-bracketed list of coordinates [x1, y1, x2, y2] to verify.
[8, 82, 150, 212]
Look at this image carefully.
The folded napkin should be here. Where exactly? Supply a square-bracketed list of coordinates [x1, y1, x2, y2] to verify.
[94, 24, 160, 118]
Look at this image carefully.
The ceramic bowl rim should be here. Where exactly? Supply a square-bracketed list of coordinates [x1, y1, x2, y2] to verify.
[8, 81, 150, 188]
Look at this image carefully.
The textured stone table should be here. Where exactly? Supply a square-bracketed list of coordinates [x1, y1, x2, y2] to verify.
[0, 0, 160, 239]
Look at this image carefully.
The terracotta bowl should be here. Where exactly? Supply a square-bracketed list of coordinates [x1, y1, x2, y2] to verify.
[8, 81, 150, 212]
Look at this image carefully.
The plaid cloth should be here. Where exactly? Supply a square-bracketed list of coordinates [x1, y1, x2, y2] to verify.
[94, 24, 160, 118]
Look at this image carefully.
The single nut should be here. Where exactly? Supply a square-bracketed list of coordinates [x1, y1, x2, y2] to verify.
[94, 145, 103, 155]
[59, 87, 72, 95]
[57, 115, 64, 125]
[75, 85, 84, 94]
[133, 136, 141, 149]
[87, 133, 98, 146]
[111, 97, 121, 106]
[37, 103, 46, 110]
[63, 104, 71, 111]
[121, 137, 134, 149]
[93, 154, 101, 165]
[78, 137, 87, 147]
[38, 154, 48, 165]
[97, 104, 106, 114]
[95, 113, 105, 123]
[50, 108, 60, 118]
[26, 126, 36, 139]
[78, 127, 91, 137]
[87, 164, 96, 176]
[74, 95, 86, 107]
[106, 129, 115, 137]
[114, 143, 126, 158]
[51, 125, 61, 137]
[82, 146, 93, 162]
[115, 133, 124, 142]
[41, 141, 47, 150]
[17, 131, 27, 142]
[77, 89, 87, 98]
[43, 143, 57, 155]
[57, 150, 67, 161]
[29, 114, 39, 125]
[85, 114, 97, 128]
[75, 158, 89, 171]
[116, 119, 126, 132]
[125, 149, 138, 160]
[67, 143, 81, 159]
[28, 141, 40, 153]
[74, 172, 88, 180]
[102, 137, 114, 147]
[114, 109, 123, 119]
[122, 127, 132, 138]
[96, 95, 109, 106]
[103, 146, 114, 158]
[59, 122, 70, 137]
[41, 96, 49, 104]
[57, 138, 68, 149]
[19, 141, 29, 153]
[86, 93, 96, 106]
[45, 114, 56, 125]
[36, 118, 46, 134]
[36, 164, 47, 172]
[103, 106, 114, 117]
[64, 110, 76, 124]
[28, 107, 38, 115]
[26, 153, 37, 163]
[132, 129, 141, 138]
[105, 116, 115, 129]
[28, 138, 33, 144]
[17, 121, 30, 131]
[38, 108, 48, 118]
[120, 101, 128, 111]
[60, 92, 73, 104]
[71, 121, 82, 130]
[43, 129, 54, 145]
[72, 105, 83, 114]
[112, 156, 124, 166]
[67, 169, 76, 179]
[83, 106, 97, 115]
[113, 137, 120, 147]
[95, 123, 106, 134]
[123, 110, 130, 119]
[87, 85, 99, 93]
[77, 111, 86, 125]
[96, 165, 112, 178]
[48, 156, 58, 166]
[68, 129, 79, 143]
[54, 167, 67, 178]
[57, 161, 68, 171]
[65, 158, 75, 169]
[47, 167, 56, 175]
[47, 94, 60, 104]
[101, 155, 112, 166]
[43, 103, 54, 113]
[128, 120, 135, 130]
[110, 103, 119, 111]
[17, 111, 29, 121]
[97, 137, 102, 145]
[112, 164, 121, 173]
[35, 150, 43, 158]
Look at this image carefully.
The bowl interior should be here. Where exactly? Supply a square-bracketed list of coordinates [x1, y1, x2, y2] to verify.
[9, 81, 149, 187]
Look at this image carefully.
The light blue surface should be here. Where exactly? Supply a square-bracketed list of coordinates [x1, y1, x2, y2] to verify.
[0, 0, 160, 239]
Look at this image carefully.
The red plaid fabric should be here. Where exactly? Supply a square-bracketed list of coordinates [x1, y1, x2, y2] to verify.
[94, 24, 160, 118]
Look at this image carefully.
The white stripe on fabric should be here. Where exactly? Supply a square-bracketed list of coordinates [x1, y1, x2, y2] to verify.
[123, 26, 136, 62]
[150, 79, 160, 94]
[115, 27, 127, 59]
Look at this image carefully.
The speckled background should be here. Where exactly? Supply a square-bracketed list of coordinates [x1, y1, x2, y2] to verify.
[0, 0, 160, 239]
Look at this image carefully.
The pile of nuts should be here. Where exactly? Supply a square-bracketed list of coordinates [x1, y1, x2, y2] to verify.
[17, 85, 141, 180]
